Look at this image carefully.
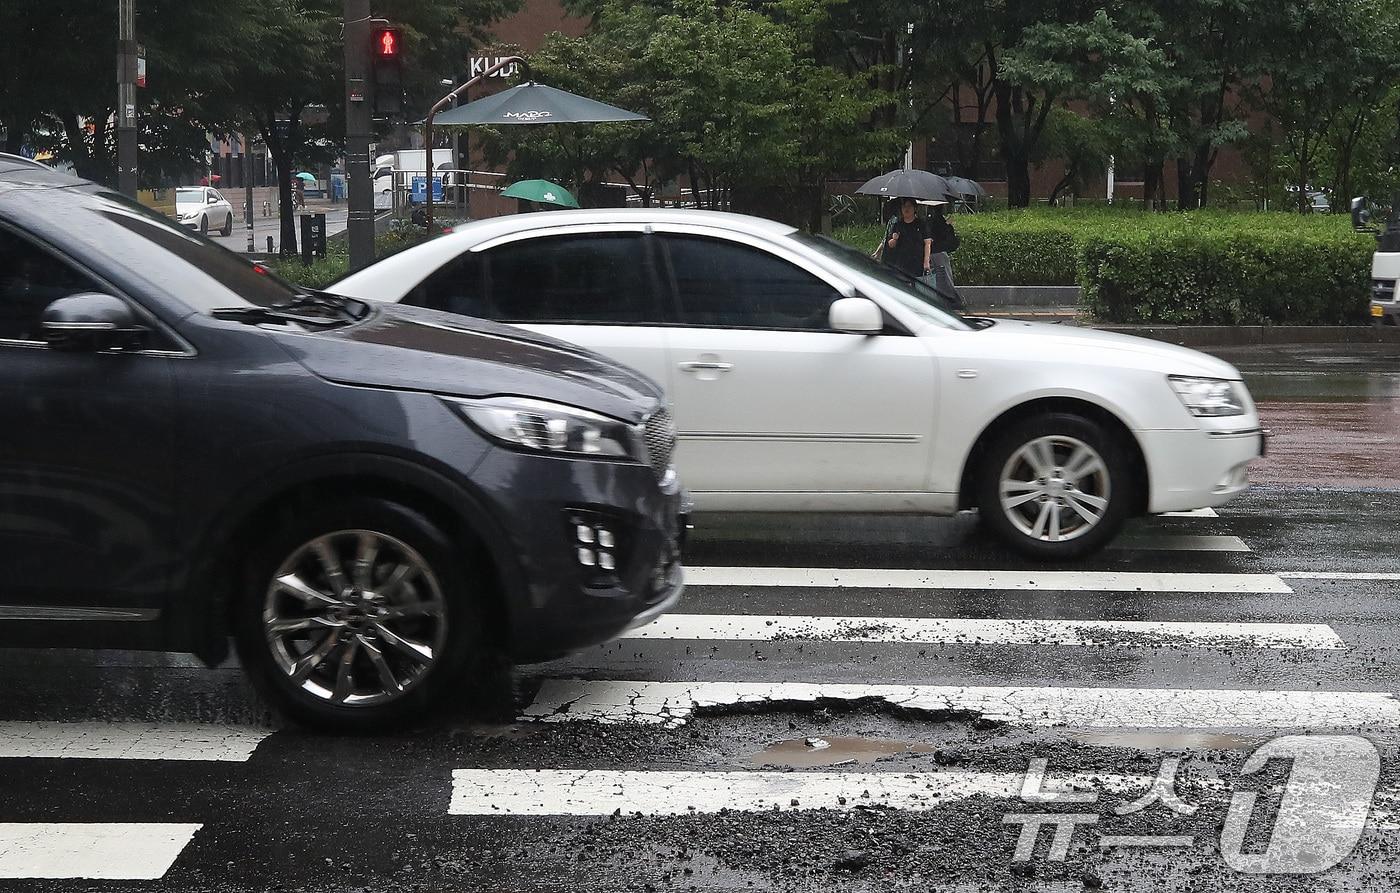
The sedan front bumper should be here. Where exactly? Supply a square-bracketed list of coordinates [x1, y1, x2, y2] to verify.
[1140, 426, 1265, 513]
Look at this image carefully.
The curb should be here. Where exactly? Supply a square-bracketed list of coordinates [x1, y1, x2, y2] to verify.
[1093, 325, 1400, 347]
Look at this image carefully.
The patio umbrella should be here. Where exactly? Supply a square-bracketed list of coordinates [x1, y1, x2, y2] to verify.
[946, 176, 987, 199]
[294, 172, 317, 182]
[431, 82, 648, 127]
[855, 169, 955, 203]
[421, 57, 649, 231]
[501, 179, 579, 208]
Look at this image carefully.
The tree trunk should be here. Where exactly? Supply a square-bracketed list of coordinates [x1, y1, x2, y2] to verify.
[994, 82, 1031, 207]
[1175, 157, 1198, 210]
[1143, 159, 1162, 210]
[265, 136, 298, 256]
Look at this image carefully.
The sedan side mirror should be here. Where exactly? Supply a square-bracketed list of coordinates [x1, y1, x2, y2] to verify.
[829, 296, 883, 334]
[41, 293, 148, 352]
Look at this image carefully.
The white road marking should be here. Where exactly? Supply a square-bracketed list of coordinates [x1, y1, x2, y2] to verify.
[524, 680, 1400, 730]
[621, 614, 1343, 649]
[0, 723, 269, 762]
[1111, 534, 1249, 552]
[0, 823, 200, 879]
[1279, 572, 1400, 581]
[684, 567, 1292, 594]
[449, 769, 1154, 816]
[1161, 508, 1219, 518]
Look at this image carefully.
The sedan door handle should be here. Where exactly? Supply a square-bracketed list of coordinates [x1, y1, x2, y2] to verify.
[678, 361, 734, 372]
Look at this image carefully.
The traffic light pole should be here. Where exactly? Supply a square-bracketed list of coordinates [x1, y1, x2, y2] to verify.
[343, 0, 375, 271]
[116, 0, 138, 196]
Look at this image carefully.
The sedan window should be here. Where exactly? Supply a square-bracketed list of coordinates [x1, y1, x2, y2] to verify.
[663, 235, 839, 330]
[484, 233, 654, 324]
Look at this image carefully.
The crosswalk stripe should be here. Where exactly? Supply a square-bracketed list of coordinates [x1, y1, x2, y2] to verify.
[449, 768, 1153, 816]
[620, 614, 1343, 649]
[1279, 572, 1400, 581]
[0, 722, 269, 762]
[0, 823, 200, 879]
[684, 567, 1292, 594]
[523, 680, 1400, 730]
[1111, 534, 1249, 552]
[1161, 508, 1219, 518]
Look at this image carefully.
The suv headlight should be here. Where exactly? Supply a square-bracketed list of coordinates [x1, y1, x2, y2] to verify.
[1168, 375, 1247, 417]
[444, 396, 641, 460]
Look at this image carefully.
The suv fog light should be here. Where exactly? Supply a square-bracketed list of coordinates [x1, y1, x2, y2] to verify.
[570, 512, 620, 575]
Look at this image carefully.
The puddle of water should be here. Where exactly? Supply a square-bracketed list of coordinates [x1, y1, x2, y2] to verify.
[1073, 730, 1263, 751]
[750, 735, 936, 768]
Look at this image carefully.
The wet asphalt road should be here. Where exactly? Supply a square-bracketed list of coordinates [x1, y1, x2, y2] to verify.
[1, 342, 1398, 892]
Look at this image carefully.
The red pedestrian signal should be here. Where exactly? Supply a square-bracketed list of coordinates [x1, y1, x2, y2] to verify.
[372, 27, 400, 59]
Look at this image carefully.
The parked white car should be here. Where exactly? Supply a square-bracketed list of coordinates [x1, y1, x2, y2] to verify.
[175, 186, 234, 236]
[329, 209, 1265, 558]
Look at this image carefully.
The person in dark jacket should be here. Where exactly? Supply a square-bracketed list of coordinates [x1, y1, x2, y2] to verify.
[926, 205, 963, 309]
[877, 197, 932, 280]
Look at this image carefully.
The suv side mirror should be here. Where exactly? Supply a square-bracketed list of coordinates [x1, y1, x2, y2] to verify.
[41, 293, 148, 352]
[829, 296, 883, 334]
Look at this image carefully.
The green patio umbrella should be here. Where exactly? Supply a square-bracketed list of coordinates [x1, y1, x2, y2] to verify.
[294, 172, 317, 182]
[501, 179, 579, 209]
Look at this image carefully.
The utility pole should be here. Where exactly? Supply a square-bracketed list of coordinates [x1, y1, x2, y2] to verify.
[116, 0, 138, 196]
[343, 0, 375, 271]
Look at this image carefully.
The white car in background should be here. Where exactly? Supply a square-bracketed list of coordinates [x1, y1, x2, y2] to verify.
[329, 209, 1265, 559]
[176, 186, 234, 235]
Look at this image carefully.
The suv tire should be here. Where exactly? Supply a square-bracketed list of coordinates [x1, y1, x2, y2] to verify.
[234, 496, 490, 730]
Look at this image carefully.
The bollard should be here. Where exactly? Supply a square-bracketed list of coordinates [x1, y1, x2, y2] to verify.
[266, 235, 274, 253]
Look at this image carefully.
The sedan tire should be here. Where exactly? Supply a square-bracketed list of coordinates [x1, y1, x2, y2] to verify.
[975, 412, 1135, 560]
[199, 215, 209, 235]
[233, 496, 491, 730]
[221, 212, 233, 236]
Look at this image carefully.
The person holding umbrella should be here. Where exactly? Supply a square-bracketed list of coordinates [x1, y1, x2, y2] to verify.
[876, 197, 934, 281]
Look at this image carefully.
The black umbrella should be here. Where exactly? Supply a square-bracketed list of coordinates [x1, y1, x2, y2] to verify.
[856, 169, 956, 203]
[430, 82, 648, 127]
[946, 176, 988, 200]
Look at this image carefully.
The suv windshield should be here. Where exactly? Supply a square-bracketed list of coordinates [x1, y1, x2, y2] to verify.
[791, 232, 974, 331]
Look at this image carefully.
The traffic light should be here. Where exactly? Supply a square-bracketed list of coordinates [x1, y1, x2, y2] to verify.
[369, 22, 403, 117]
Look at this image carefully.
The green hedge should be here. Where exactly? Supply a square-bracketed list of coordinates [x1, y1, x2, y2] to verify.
[834, 208, 1374, 324]
[263, 218, 452, 290]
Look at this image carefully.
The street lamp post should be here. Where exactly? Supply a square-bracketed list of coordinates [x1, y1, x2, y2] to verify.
[422, 56, 529, 234]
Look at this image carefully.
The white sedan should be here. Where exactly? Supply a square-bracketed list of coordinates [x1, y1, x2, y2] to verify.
[329, 209, 1264, 559]
[175, 186, 234, 236]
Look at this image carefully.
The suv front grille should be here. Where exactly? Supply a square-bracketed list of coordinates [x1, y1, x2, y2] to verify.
[1372, 278, 1395, 302]
[642, 407, 677, 482]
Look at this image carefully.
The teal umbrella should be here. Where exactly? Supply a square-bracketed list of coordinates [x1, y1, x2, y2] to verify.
[295, 172, 317, 182]
[501, 179, 579, 208]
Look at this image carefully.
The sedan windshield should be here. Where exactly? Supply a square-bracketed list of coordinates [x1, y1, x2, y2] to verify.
[790, 232, 974, 331]
[175, 188, 203, 204]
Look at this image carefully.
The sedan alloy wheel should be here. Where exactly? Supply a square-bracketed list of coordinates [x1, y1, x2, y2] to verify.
[998, 435, 1111, 542]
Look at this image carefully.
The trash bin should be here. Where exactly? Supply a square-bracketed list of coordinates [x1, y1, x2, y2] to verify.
[299, 213, 326, 263]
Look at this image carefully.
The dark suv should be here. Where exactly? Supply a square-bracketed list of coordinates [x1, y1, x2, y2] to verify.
[0, 159, 684, 728]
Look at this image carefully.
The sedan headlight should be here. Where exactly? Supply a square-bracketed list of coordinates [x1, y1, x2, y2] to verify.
[445, 396, 642, 460]
[1168, 375, 1247, 417]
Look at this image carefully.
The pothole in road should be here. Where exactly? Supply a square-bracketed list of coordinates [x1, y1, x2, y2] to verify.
[750, 735, 935, 768]
[1073, 729, 1264, 751]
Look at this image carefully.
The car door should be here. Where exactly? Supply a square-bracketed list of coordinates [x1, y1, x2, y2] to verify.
[657, 231, 937, 500]
[410, 228, 672, 389]
[0, 223, 180, 639]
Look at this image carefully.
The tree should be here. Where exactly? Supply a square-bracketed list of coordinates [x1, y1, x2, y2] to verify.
[0, 1, 242, 182]
[1250, 0, 1400, 210]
